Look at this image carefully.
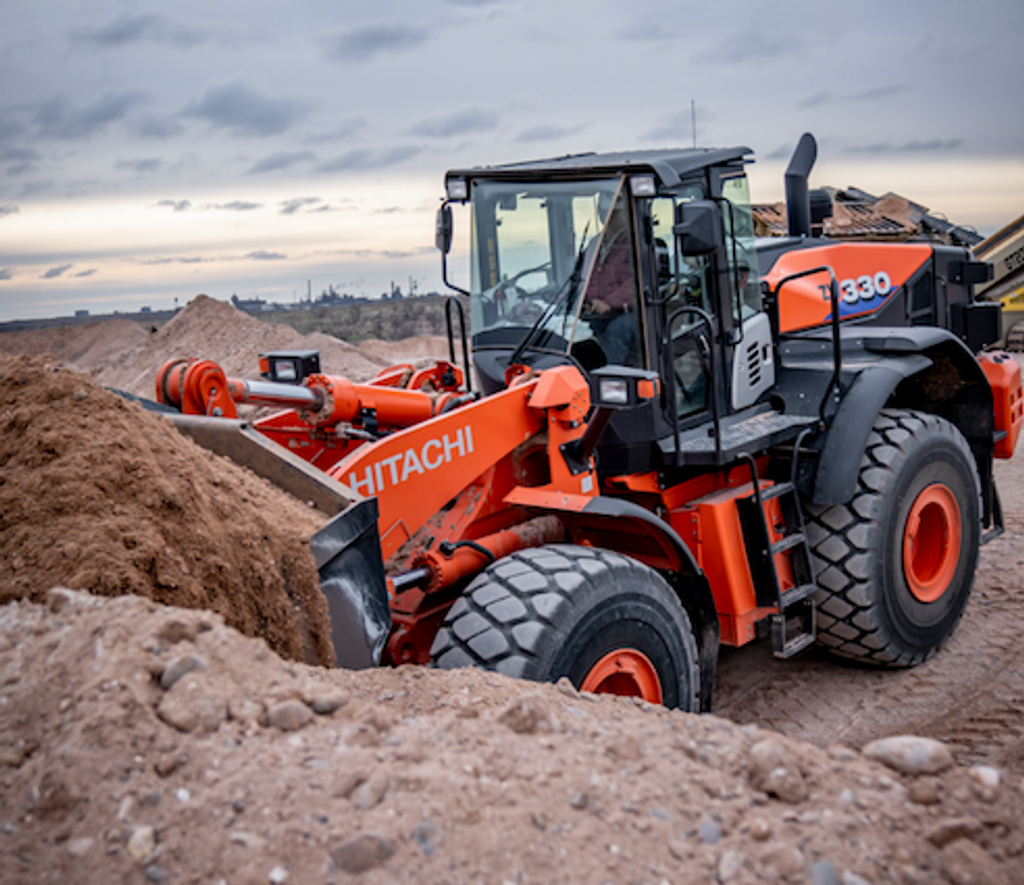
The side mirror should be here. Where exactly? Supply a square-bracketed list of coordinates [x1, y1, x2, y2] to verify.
[435, 204, 453, 254]
[673, 201, 722, 256]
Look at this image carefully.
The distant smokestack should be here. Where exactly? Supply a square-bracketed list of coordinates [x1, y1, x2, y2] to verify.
[785, 133, 817, 238]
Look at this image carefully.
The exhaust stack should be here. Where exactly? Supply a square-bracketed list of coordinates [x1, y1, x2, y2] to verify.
[785, 133, 817, 238]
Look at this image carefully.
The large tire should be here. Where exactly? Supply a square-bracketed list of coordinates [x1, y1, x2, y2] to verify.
[806, 409, 981, 666]
[430, 545, 700, 711]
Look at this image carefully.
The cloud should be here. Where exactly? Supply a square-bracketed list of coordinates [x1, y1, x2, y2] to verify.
[42, 264, 73, 279]
[142, 256, 209, 265]
[304, 118, 368, 143]
[19, 180, 54, 198]
[155, 199, 192, 212]
[615, 23, 673, 41]
[115, 158, 165, 175]
[514, 124, 586, 143]
[798, 85, 909, 109]
[325, 24, 429, 63]
[75, 269, 97, 278]
[133, 115, 186, 140]
[70, 12, 206, 48]
[0, 205, 19, 217]
[183, 81, 306, 137]
[318, 145, 421, 173]
[0, 146, 40, 163]
[409, 106, 498, 137]
[845, 139, 964, 155]
[0, 269, 12, 280]
[246, 150, 315, 175]
[7, 161, 38, 177]
[642, 111, 694, 143]
[246, 250, 287, 261]
[35, 91, 148, 140]
[278, 196, 324, 215]
[208, 201, 262, 212]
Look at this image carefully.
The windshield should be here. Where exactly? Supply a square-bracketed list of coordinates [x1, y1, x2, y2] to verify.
[469, 177, 623, 350]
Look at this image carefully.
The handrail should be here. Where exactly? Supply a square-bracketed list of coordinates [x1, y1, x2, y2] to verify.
[445, 296, 473, 394]
[664, 305, 719, 465]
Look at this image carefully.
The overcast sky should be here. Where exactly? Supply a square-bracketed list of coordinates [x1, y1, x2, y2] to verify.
[1, 0, 1021, 322]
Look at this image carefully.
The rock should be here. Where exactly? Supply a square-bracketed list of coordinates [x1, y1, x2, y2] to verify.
[605, 734, 642, 761]
[497, 693, 557, 735]
[940, 838, 1009, 885]
[748, 738, 807, 803]
[46, 587, 77, 614]
[697, 818, 720, 844]
[748, 818, 772, 841]
[311, 692, 347, 715]
[156, 687, 227, 734]
[968, 765, 1001, 802]
[717, 848, 743, 880]
[907, 777, 941, 805]
[127, 825, 156, 861]
[925, 816, 984, 848]
[555, 677, 578, 698]
[667, 839, 691, 862]
[808, 860, 841, 885]
[351, 769, 390, 810]
[159, 654, 204, 690]
[841, 872, 874, 885]
[65, 837, 94, 857]
[764, 845, 804, 878]
[329, 832, 396, 873]
[862, 736, 953, 776]
[266, 700, 313, 732]
[412, 821, 442, 856]
[144, 864, 169, 883]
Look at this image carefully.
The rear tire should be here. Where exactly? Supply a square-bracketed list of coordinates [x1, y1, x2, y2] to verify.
[430, 545, 700, 711]
[805, 409, 980, 666]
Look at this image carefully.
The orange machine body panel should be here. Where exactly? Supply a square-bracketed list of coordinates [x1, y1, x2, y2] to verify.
[765, 242, 933, 334]
[670, 480, 784, 647]
[977, 351, 1024, 459]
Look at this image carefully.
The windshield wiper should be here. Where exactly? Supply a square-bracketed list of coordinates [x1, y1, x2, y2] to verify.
[507, 225, 591, 369]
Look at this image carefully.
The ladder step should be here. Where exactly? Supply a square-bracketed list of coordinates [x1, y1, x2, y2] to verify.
[774, 630, 816, 660]
[759, 481, 794, 502]
[780, 583, 818, 608]
[770, 533, 806, 555]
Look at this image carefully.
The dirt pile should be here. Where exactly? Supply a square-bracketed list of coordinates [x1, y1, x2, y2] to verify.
[2, 589, 1022, 885]
[0, 296, 451, 400]
[0, 353, 332, 666]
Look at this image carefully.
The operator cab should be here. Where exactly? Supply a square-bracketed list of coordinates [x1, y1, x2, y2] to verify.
[439, 148, 778, 476]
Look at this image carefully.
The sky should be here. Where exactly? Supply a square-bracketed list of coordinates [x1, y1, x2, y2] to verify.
[1, 0, 1022, 323]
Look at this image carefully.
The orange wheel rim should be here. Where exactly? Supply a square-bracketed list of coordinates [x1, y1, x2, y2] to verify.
[903, 483, 962, 603]
[580, 649, 663, 704]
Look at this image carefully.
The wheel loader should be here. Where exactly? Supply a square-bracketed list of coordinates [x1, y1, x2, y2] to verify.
[155, 134, 1022, 712]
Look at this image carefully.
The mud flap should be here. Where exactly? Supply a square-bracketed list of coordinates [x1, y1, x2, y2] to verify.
[310, 498, 391, 669]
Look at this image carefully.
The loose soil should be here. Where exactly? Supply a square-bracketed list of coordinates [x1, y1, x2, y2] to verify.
[1, 296, 1024, 883]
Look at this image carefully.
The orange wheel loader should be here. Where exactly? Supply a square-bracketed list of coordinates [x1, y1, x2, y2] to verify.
[153, 134, 1021, 712]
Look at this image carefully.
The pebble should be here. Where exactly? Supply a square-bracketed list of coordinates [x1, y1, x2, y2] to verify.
[748, 738, 808, 803]
[809, 860, 841, 885]
[841, 871, 874, 885]
[143, 864, 169, 884]
[907, 778, 942, 805]
[412, 821, 441, 856]
[127, 825, 156, 861]
[329, 832, 396, 873]
[497, 694, 557, 735]
[717, 848, 743, 881]
[862, 736, 953, 776]
[268, 867, 289, 883]
[312, 692, 347, 715]
[968, 765, 1001, 802]
[926, 816, 984, 848]
[266, 700, 313, 732]
[351, 769, 390, 810]
[65, 836, 94, 856]
[697, 818, 721, 845]
[748, 818, 771, 841]
[940, 838, 1009, 885]
[159, 654, 204, 690]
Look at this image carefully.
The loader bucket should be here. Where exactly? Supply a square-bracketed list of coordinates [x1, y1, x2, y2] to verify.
[311, 498, 391, 669]
[156, 411, 390, 668]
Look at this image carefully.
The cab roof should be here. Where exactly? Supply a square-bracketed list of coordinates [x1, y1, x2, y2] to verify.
[445, 146, 752, 189]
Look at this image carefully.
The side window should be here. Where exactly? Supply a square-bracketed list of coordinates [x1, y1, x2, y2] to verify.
[652, 196, 710, 420]
[721, 175, 763, 320]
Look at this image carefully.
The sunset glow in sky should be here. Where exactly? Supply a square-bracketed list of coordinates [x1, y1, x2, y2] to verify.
[2, 0, 1021, 322]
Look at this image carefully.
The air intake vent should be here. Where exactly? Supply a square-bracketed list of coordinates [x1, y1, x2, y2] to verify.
[747, 341, 762, 387]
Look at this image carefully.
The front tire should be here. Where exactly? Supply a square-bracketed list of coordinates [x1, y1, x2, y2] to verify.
[430, 545, 700, 710]
[806, 409, 981, 666]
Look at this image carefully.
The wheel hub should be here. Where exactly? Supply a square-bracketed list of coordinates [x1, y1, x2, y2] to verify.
[580, 649, 663, 703]
[903, 483, 962, 604]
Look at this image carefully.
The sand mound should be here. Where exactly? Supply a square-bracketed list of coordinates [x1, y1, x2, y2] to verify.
[1, 589, 1022, 884]
[0, 353, 332, 665]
